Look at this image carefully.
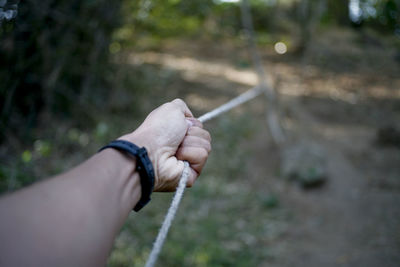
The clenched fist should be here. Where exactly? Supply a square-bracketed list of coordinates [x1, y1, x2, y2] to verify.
[119, 99, 211, 191]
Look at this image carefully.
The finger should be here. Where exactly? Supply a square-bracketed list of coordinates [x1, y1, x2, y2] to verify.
[154, 161, 198, 191]
[171, 98, 193, 118]
[180, 136, 211, 153]
[186, 118, 203, 128]
[176, 146, 208, 174]
[185, 167, 198, 188]
[163, 164, 198, 190]
[187, 126, 211, 142]
[153, 158, 184, 192]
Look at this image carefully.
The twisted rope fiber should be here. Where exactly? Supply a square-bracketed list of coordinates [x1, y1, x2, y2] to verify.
[144, 161, 190, 267]
[145, 86, 262, 267]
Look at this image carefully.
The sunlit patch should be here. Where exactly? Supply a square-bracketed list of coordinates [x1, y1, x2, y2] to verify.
[215, 0, 240, 3]
[0, 1, 19, 22]
[349, 0, 362, 23]
[185, 93, 223, 111]
[130, 52, 258, 86]
[274, 42, 287, 55]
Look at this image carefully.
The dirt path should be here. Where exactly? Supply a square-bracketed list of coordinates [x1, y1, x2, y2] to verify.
[243, 98, 400, 267]
[269, 132, 400, 267]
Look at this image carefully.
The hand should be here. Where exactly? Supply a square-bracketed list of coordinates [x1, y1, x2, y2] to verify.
[119, 99, 211, 191]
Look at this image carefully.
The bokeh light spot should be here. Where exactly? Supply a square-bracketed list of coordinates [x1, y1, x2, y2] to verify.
[21, 150, 32, 163]
[274, 42, 287, 55]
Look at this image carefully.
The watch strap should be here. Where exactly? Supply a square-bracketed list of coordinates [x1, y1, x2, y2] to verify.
[99, 140, 155, 212]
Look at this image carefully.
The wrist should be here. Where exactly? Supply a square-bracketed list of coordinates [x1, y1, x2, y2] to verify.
[95, 148, 141, 208]
[99, 140, 155, 211]
[118, 131, 159, 180]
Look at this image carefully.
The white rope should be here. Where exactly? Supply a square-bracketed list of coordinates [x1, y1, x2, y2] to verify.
[198, 86, 262, 123]
[145, 86, 262, 267]
[144, 161, 190, 267]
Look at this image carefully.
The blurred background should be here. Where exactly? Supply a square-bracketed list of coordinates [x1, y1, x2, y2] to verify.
[1, 0, 399, 266]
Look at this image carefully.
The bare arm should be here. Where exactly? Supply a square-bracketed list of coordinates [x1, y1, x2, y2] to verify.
[0, 99, 211, 267]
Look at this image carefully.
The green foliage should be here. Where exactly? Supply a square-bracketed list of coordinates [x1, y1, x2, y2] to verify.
[0, 1, 399, 264]
[0, 160, 38, 192]
[116, 0, 214, 44]
[324, 0, 351, 25]
[368, 0, 400, 33]
[0, 0, 122, 142]
[1, 0, 398, 145]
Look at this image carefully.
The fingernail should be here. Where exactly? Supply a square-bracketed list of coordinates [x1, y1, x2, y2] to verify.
[186, 119, 193, 127]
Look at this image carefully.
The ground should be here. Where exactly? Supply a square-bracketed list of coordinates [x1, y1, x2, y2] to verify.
[108, 27, 400, 266]
[2, 27, 399, 266]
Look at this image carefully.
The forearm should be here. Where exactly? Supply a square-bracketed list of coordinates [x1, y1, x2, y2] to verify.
[0, 148, 140, 266]
[0, 99, 211, 266]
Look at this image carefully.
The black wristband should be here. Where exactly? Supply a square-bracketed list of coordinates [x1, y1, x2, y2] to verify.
[99, 140, 155, 212]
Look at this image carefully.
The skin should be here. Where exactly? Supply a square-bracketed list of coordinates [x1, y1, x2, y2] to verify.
[0, 99, 211, 267]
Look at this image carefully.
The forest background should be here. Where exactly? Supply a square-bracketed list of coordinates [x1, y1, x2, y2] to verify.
[1, 0, 399, 266]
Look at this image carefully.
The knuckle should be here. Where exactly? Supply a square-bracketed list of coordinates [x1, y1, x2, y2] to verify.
[196, 120, 204, 128]
[206, 142, 212, 153]
[205, 131, 211, 142]
[187, 126, 198, 136]
[163, 102, 174, 110]
[172, 98, 185, 105]
[199, 149, 208, 161]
